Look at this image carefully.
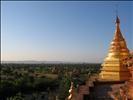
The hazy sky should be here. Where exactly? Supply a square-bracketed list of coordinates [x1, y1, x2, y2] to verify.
[1, 1, 133, 63]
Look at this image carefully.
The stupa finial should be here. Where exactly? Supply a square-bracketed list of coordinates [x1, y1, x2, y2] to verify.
[116, 16, 120, 24]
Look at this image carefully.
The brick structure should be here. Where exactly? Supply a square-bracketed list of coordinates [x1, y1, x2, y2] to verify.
[123, 51, 133, 99]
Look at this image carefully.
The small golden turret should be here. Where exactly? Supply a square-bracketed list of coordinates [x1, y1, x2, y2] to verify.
[99, 16, 130, 81]
[67, 82, 75, 100]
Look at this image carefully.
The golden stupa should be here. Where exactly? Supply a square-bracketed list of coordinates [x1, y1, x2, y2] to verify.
[99, 16, 130, 81]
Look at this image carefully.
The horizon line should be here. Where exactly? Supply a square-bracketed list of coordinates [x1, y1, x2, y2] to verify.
[1, 60, 102, 64]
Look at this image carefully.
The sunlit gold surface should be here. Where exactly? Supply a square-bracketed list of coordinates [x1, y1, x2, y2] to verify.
[99, 16, 130, 81]
[67, 82, 75, 100]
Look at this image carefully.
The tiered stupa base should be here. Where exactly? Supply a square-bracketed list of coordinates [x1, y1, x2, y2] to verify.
[99, 70, 130, 81]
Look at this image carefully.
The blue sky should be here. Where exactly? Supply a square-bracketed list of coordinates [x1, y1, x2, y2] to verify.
[1, 1, 133, 63]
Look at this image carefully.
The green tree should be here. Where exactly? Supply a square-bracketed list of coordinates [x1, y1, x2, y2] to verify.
[58, 77, 71, 100]
[7, 93, 25, 100]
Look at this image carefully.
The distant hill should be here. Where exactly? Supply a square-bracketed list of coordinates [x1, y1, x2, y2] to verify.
[1, 61, 67, 64]
[1, 60, 100, 64]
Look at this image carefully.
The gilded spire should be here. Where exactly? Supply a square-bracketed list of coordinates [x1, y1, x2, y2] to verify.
[111, 16, 129, 56]
[113, 16, 123, 40]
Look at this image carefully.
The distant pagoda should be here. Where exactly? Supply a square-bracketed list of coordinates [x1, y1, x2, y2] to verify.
[99, 16, 130, 81]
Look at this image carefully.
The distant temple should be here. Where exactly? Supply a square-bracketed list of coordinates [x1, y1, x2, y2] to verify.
[99, 16, 130, 81]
